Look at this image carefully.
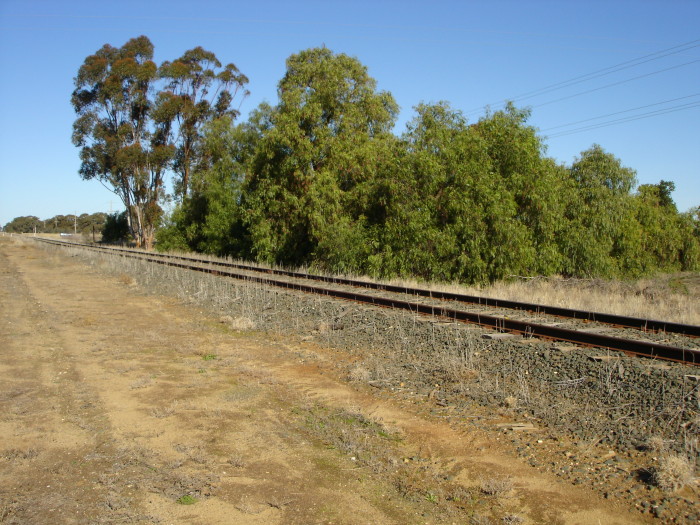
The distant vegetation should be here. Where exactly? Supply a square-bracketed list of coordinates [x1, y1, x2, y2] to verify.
[3, 212, 108, 235]
[3, 211, 132, 244]
[70, 37, 700, 283]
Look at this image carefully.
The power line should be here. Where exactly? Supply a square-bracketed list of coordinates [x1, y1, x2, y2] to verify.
[465, 38, 700, 115]
[541, 93, 700, 131]
[504, 40, 698, 101]
[546, 101, 700, 138]
[531, 58, 700, 109]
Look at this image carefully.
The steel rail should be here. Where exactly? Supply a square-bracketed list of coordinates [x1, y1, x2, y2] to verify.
[35, 238, 700, 365]
[36, 238, 700, 338]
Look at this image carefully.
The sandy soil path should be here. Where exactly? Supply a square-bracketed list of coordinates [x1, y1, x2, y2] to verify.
[0, 238, 649, 524]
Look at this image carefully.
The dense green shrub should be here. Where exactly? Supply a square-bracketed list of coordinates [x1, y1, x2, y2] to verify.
[158, 47, 699, 283]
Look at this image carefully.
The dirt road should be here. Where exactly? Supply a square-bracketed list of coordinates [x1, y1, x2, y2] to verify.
[0, 237, 649, 524]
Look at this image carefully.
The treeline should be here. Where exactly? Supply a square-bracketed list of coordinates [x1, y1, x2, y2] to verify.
[155, 47, 699, 283]
[3, 212, 131, 243]
[156, 48, 699, 282]
[3, 212, 107, 234]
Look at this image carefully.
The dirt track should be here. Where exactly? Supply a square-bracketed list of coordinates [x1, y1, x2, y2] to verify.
[0, 237, 652, 523]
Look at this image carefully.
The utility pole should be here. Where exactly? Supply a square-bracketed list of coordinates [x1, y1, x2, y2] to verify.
[74, 212, 77, 235]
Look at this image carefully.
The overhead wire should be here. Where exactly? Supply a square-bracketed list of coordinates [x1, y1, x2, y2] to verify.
[465, 38, 700, 115]
[530, 58, 700, 109]
[546, 101, 700, 138]
[541, 93, 700, 131]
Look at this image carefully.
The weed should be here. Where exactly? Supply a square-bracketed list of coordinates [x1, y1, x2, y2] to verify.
[646, 435, 671, 453]
[150, 402, 177, 418]
[229, 316, 256, 331]
[117, 273, 135, 286]
[176, 494, 197, 505]
[202, 354, 217, 361]
[267, 495, 294, 509]
[480, 476, 514, 496]
[228, 454, 246, 468]
[668, 278, 689, 295]
[129, 377, 153, 389]
[2, 448, 38, 461]
[503, 395, 518, 409]
[348, 364, 371, 383]
[653, 453, 695, 492]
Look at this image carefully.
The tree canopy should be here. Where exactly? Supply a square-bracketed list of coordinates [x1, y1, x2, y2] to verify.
[71, 36, 248, 248]
[157, 46, 699, 282]
[3, 212, 108, 235]
[68, 42, 696, 282]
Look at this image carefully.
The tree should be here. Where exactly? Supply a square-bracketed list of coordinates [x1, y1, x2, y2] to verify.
[634, 183, 699, 272]
[155, 47, 249, 199]
[242, 47, 398, 267]
[3, 216, 42, 233]
[72, 36, 173, 248]
[471, 103, 566, 277]
[101, 211, 130, 243]
[561, 145, 638, 277]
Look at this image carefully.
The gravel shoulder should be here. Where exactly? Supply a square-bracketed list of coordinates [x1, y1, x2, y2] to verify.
[0, 237, 674, 523]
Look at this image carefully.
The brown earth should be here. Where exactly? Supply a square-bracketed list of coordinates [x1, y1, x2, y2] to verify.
[0, 237, 655, 524]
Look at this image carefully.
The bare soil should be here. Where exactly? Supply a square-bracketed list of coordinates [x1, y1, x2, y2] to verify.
[0, 237, 673, 523]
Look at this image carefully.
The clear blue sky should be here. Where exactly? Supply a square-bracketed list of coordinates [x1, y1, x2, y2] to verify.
[1, 0, 698, 227]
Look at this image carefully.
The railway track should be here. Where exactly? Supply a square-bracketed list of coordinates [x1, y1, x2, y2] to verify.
[35, 237, 700, 365]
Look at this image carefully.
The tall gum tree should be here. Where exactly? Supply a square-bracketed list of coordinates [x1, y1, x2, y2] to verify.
[243, 47, 398, 267]
[155, 47, 249, 200]
[71, 36, 173, 248]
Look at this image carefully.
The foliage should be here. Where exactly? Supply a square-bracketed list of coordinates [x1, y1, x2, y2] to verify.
[71, 36, 168, 249]
[3, 215, 42, 233]
[71, 36, 248, 249]
[3, 213, 108, 234]
[559, 144, 639, 277]
[155, 46, 249, 199]
[241, 47, 398, 268]
[157, 46, 700, 283]
[101, 211, 131, 243]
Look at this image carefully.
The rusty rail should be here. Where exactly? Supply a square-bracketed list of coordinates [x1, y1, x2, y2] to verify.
[35, 238, 700, 365]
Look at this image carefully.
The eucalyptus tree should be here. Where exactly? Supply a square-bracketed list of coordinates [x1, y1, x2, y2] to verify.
[242, 47, 398, 267]
[561, 144, 638, 277]
[71, 36, 173, 248]
[472, 103, 566, 276]
[155, 47, 249, 199]
[634, 182, 700, 272]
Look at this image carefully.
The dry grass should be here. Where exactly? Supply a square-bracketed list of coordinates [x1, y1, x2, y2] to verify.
[227, 453, 246, 468]
[383, 273, 700, 325]
[129, 376, 153, 389]
[150, 402, 178, 419]
[347, 364, 371, 383]
[190, 248, 699, 325]
[37, 236, 699, 324]
[479, 476, 514, 497]
[653, 453, 696, 492]
[117, 273, 136, 286]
